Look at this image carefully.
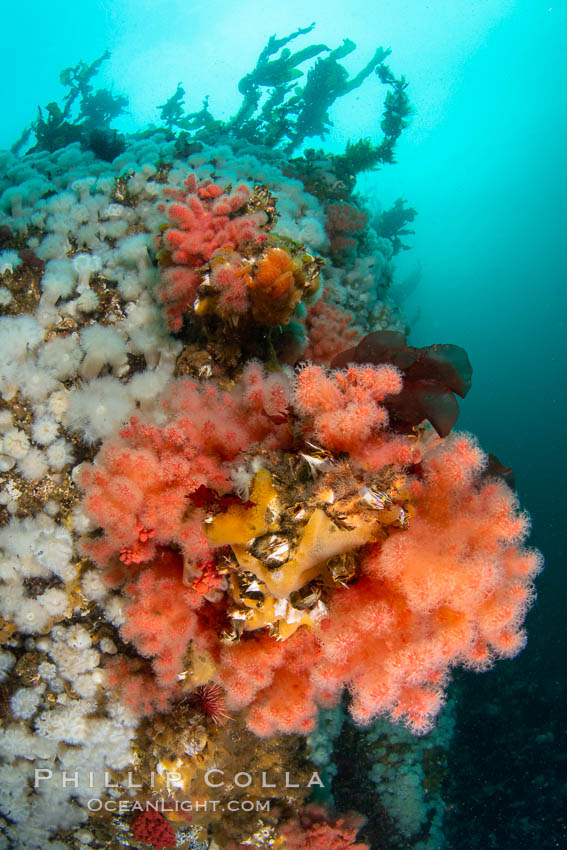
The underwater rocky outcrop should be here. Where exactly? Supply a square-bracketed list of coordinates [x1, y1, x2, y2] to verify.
[0, 25, 542, 850]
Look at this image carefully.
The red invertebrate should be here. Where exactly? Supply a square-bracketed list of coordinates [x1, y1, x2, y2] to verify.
[119, 523, 156, 565]
[279, 804, 369, 850]
[191, 562, 225, 596]
[303, 290, 363, 366]
[191, 683, 232, 726]
[130, 809, 176, 849]
[325, 201, 368, 265]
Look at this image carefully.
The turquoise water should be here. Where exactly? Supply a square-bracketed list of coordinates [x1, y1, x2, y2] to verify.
[1, 2, 565, 848]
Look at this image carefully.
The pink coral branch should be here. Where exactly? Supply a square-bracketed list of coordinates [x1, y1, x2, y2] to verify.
[157, 173, 267, 329]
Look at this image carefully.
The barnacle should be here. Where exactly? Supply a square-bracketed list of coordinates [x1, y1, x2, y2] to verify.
[204, 452, 413, 640]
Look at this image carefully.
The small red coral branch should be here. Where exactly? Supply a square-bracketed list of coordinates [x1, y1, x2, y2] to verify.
[119, 523, 155, 565]
[130, 809, 176, 849]
[191, 562, 225, 596]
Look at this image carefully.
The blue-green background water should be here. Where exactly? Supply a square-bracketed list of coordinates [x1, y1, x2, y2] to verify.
[2, 0, 566, 845]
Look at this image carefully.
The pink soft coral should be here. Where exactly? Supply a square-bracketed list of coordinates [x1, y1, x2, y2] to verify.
[279, 804, 369, 850]
[314, 433, 542, 732]
[106, 657, 171, 716]
[220, 628, 323, 736]
[303, 291, 363, 366]
[218, 431, 541, 735]
[325, 201, 368, 265]
[120, 556, 206, 689]
[82, 364, 541, 734]
[105, 550, 225, 712]
[157, 173, 267, 329]
[294, 362, 404, 456]
[226, 805, 368, 850]
[79, 366, 292, 568]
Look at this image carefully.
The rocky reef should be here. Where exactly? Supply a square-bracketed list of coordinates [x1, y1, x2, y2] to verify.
[0, 26, 541, 850]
